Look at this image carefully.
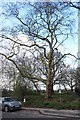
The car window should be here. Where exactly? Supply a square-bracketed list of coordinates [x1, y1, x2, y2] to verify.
[4, 98, 15, 102]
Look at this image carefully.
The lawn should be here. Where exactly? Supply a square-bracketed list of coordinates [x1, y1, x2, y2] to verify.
[22, 91, 80, 110]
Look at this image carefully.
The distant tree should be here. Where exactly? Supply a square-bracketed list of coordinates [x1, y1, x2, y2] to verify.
[75, 67, 80, 96]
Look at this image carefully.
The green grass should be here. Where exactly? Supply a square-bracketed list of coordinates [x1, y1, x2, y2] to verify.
[22, 91, 80, 110]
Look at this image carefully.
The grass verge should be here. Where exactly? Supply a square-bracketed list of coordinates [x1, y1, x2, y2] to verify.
[22, 91, 80, 110]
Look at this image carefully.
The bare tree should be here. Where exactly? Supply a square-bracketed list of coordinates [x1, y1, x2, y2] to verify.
[0, 2, 77, 99]
[60, 65, 76, 92]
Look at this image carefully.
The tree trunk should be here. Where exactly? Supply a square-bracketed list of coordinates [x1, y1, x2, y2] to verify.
[45, 74, 52, 99]
[51, 83, 53, 94]
[51, 71, 55, 94]
[71, 81, 73, 92]
[45, 48, 53, 99]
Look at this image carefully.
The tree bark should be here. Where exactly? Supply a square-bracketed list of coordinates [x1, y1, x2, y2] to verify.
[45, 48, 53, 99]
[45, 73, 52, 99]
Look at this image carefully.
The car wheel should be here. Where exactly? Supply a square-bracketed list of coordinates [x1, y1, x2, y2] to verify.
[4, 106, 9, 112]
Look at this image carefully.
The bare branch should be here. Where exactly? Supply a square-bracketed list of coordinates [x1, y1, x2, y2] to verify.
[54, 53, 78, 67]
[69, 2, 80, 10]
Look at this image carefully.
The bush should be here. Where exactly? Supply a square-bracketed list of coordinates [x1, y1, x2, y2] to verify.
[2, 89, 12, 97]
[75, 87, 80, 96]
[11, 85, 28, 101]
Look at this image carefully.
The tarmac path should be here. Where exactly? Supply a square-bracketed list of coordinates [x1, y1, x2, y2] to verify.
[1, 108, 80, 120]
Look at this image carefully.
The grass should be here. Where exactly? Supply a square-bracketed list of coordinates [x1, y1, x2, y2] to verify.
[22, 91, 80, 110]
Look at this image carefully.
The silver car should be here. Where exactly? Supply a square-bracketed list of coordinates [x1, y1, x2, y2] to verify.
[0, 97, 22, 112]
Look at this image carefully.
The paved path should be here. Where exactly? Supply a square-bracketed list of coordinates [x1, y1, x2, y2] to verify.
[1, 107, 80, 120]
[23, 107, 80, 119]
[2, 109, 72, 120]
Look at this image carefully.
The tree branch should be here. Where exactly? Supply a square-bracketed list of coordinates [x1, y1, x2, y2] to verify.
[54, 53, 78, 67]
[0, 52, 46, 84]
[69, 2, 80, 10]
[1, 34, 48, 59]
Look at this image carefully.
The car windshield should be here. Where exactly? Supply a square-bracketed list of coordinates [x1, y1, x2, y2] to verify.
[4, 98, 15, 102]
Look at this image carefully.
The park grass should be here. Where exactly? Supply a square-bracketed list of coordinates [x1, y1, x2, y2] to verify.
[22, 91, 80, 110]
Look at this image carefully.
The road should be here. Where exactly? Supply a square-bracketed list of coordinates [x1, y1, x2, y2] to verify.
[0, 109, 79, 120]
